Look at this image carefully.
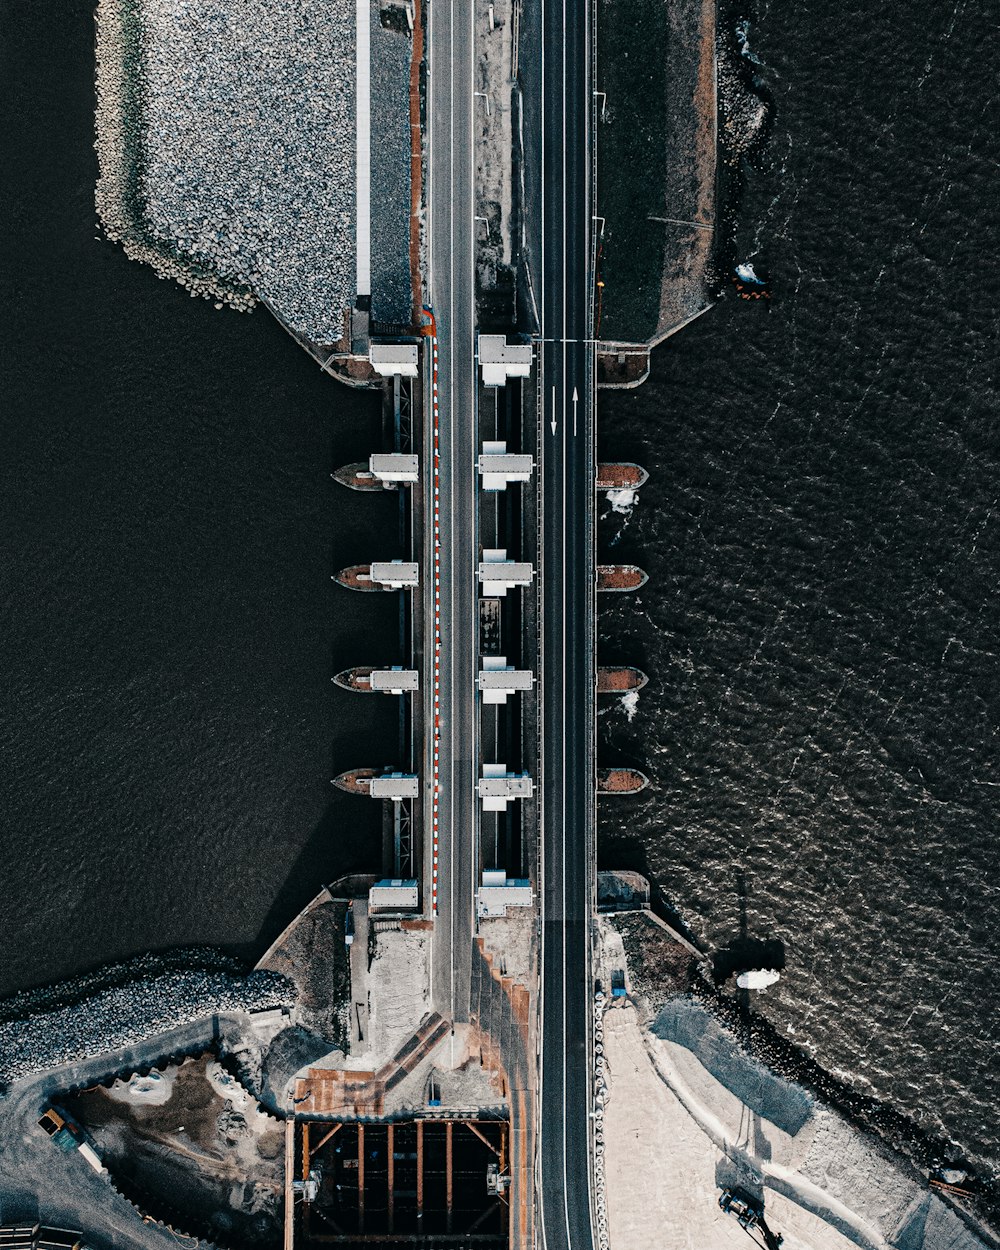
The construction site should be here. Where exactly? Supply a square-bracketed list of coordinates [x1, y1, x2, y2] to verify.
[17, 878, 533, 1250]
[294, 1118, 509, 1245]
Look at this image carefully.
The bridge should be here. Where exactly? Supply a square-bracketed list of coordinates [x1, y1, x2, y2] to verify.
[423, 0, 597, 1236]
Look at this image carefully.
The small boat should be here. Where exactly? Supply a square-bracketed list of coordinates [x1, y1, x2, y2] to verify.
[332, 462, 383, 491]
[334, 565, 384, 592]
[597, 768, 649, 794]
[333, 666, 376, 692]
[597, 564, 648, 592]
[334, 666, 419, 694]
[595, 463, 649, 491]
[331, 768, 377, 795]
[596, 666, 648, 694]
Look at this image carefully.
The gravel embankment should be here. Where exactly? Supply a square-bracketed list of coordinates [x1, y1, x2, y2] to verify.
[0, 951, 292, 1087]
[95, 0, 254, 311]
[96, 0, 360, 343]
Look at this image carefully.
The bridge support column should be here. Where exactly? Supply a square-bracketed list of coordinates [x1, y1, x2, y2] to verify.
[416, 1119, 424, 1230]
[387, 1122, 395, 1232]
[446, 1119, 454, 1232]
[357, 1123, 365, 1234]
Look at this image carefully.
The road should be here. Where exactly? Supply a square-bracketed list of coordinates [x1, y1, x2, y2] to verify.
[425, 0, 478, 1026]
[536, 0, 596, 1239]
[425, 0, 596, 1235]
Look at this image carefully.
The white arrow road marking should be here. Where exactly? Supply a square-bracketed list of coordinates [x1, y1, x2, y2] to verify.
[551, 387, 558, 435]
[572, 386, 578, 436]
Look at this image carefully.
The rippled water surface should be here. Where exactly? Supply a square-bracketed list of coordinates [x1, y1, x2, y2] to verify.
[598, 0, 1000, 1175]
[2, 1, 402, 995]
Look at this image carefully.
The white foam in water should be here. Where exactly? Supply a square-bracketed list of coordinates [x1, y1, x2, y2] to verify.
[621, 690, 639, 722]
[606, 487, 636, 515]
[737, 969, 781, 991]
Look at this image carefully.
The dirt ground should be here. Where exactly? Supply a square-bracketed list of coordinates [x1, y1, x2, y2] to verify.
[609, 910, 697, 1009]
[478, 911, 535, 986]
[360, 927, 431, 1069]
[67, 1055, 284, 1247]
[474, 0, 517, 322]
[256, 893, 351, 1050]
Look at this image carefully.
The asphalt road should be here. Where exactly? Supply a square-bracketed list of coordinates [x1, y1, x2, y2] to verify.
[536, 0, 596, 1239]
[426, 0, 478, 1026]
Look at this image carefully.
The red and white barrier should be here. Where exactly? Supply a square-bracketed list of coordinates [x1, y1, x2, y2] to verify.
[423, 308, 441, 916]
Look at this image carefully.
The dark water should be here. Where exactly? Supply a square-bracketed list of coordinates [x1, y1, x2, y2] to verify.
[598, 0, 1000, 1176]
[1, 1, 404, 995]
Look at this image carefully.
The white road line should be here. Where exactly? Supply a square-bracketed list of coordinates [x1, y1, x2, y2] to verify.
[561, 391, 573, 1250]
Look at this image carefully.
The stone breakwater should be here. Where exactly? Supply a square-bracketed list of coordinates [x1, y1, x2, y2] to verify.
[0, 950, 293, 1087]
[95, 0, 357, 343]
[95, 0, 255, 313]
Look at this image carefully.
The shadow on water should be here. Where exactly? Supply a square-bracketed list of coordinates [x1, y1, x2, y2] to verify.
[595, 830, 704, 952]
[0, 1, 405, 994]
[236, 794, 376, 965]
[596, 634, 653, 673]
[712, 870, 786, 989]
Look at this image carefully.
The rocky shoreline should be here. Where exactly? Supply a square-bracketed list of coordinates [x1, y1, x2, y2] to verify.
[611, 911, 1000, 1238]
[0, 949, 292, 1089]
[94, 0, 256, 313]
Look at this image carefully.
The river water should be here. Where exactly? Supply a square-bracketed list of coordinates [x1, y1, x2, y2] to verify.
[3, 0, 998, 1194]
[597, 0, 1000, 1179]
[2, 0, 402, 996]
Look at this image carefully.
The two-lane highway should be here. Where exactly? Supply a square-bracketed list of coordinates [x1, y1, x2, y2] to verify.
[537, 0, 596, 1238]
[426, 0, 478, 1024]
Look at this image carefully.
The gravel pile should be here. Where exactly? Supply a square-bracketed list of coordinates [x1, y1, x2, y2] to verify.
[96, 0, 360, 343]
[0, 951, 292, 1087]
[96, 0, 253, 311]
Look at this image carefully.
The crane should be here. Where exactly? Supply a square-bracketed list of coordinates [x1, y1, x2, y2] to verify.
[719, 1189, 784, 1250]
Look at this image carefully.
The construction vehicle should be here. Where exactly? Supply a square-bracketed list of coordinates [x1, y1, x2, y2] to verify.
[37, 1107, 104, 1175]
[38, 1107, 83, 1153]
[486, 1162, 510, 1196]
[719, 1189, 783, 1250]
